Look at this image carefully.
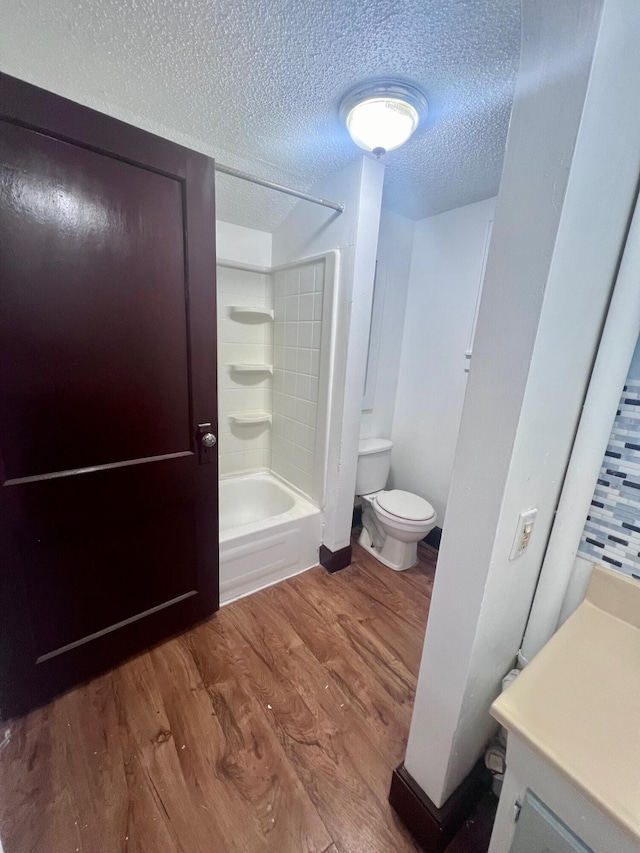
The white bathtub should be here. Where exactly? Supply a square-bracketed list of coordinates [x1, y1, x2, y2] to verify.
[218, 471, 322, 604]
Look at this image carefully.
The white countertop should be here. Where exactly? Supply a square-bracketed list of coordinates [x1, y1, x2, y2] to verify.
[491, 565, 640, 844]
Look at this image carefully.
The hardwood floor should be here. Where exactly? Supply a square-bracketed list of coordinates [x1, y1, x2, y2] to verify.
[0, 539, 493, 853]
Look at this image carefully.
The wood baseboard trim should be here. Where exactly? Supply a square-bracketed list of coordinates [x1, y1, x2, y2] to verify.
[319, 544, 352, 573]
[424, 525, 442, 550]
[389, 760, 490, 852]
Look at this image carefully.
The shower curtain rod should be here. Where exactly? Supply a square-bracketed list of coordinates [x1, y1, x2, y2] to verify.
[214, 162, 345, 213]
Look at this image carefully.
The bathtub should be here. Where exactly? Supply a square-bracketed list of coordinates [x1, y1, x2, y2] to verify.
[218, 471, 322, 604]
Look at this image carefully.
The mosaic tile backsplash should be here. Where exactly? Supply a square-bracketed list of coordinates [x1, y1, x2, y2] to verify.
[578, 371, 640, 580]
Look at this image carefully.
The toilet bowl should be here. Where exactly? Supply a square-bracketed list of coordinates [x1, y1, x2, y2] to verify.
[359, 489, 437, 571]
[356, 439, 437, 571]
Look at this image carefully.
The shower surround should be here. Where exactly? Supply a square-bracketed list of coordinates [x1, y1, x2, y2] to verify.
[216, 252, 336, 602]
[272, 257, 327, 500]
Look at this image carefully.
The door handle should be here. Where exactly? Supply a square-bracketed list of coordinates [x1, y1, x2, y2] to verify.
[196, 423, 216, 464]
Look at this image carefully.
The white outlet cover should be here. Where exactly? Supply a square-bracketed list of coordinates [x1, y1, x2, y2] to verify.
[510, 508, 538, 560]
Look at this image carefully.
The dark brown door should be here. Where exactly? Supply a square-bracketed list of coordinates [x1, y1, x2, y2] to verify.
[0, 74, 219, 716]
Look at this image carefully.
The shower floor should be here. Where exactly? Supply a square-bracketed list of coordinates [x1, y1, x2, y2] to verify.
[0, 539, 494, 853]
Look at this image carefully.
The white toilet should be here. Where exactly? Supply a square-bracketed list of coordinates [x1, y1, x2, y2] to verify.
[356, 438, 437, 571]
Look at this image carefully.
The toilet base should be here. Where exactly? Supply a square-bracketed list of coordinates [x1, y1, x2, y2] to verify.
[358, 526, 419, 572]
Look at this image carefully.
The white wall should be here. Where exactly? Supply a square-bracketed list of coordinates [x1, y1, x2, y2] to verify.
[404, 0, 640, 809]
[389, 198, 495, 523]
[273, 156, 385, 553]
[216, 221, 272, 268]
[360, 209, 414, 441]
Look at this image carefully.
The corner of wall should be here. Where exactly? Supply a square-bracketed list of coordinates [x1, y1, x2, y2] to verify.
[401, 0, 622, 809]
[360, 207, 415, 443]
[388, 196, 497, 522]
[216, 220, 273, 267]
[322, 157, 385, 551]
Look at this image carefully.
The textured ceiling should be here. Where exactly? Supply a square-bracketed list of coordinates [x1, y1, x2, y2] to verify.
[1, 0, 521, 231]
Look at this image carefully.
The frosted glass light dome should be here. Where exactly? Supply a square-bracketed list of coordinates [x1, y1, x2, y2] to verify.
[346, 97, 419, 153]
[340, 81, 428, 156]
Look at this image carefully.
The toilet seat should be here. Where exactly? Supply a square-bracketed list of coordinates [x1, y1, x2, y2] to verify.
[376, 489, 435, 522]
[376, 489, 436, 521]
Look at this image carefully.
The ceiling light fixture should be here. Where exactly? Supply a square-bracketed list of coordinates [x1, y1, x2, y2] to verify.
[339, 80, 428, 158]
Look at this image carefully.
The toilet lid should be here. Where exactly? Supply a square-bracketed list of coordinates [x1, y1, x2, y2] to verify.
[376, 490, 435, 521]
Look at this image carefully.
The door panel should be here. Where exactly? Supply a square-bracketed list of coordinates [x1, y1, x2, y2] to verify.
[0, 73, 219, 716]
[1, 121, 191, 479]
[15, 461, 198, 659]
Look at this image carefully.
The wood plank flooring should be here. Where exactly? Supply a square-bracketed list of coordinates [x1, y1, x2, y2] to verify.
[0, 539, 493, 853]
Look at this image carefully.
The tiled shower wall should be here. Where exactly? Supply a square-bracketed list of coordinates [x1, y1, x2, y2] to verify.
[217, 265, 273, 476]
[271, 258, 325, 498]
[578, 341, 640, 579]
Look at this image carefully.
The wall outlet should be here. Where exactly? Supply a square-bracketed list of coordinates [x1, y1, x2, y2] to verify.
[510, 509, 538, 560]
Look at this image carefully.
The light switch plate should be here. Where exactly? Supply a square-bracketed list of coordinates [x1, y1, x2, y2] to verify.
[510, 508, 538, 560]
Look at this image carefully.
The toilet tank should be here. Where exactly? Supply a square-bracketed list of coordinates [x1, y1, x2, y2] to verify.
[356, 438, 393, 495]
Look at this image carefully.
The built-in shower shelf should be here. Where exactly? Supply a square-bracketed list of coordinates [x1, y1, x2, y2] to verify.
[229, 363, 273, 374]
[229, 412, 272, 425]
[229, 306, 274, 320]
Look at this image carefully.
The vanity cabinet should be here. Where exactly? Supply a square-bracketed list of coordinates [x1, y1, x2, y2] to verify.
[488, 566, 640, 853]
[510, 792, 591, 853]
